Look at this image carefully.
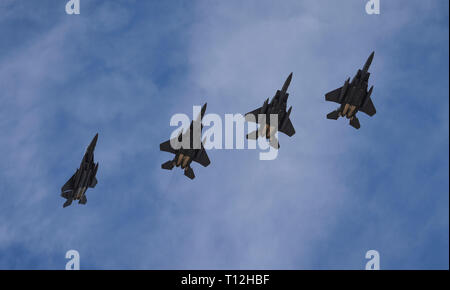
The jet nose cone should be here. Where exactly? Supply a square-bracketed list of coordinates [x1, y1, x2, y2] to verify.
[201, 103, 207, 118]
[281, 72, 293, 93]
[89, 133, 98, 149]
[287, 72, 293, 83]
[363, 51, 375, 72]
[367, 51, 375, 63]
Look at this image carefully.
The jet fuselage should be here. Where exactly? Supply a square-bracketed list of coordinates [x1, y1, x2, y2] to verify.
[259, 90, 291, 138]
[337, 69, 370, 120]
[61, 133, 99, 207]
[160, 103, 210, 180]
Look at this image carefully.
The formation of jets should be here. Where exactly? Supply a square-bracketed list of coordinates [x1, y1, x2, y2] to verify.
[61, 51, 377, 206]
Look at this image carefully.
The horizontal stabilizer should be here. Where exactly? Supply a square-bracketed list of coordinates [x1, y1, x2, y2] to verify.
[327, 110, 340, 120]
[63, 199, 73, 208]
[161, 160, 175, 170]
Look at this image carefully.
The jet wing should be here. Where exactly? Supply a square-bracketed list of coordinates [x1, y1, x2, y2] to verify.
[89, 176, 98, 188]
[61, 172, 76, 192]
[360, 97, 376, 116]
[192, 148, 210, 167]
[160, 139, 178, 154]
[244, 108, 261, 123]
[325, 87, 343, 104]
[279, 118, 296, 137]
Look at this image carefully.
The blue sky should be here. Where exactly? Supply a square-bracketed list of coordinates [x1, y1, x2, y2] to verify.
[0, 0, 448, 269]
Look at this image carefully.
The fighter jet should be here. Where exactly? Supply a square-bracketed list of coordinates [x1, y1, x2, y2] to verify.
[325, 51, 377, 129]
[61, 133, 99, 208]
[160, 103, 210, 179]
[244, 73, 295, 149]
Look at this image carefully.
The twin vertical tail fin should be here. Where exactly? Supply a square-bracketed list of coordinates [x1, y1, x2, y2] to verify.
[184, 167, 195, 179]
[79, 195, 87, 205]
[269, 135, 280, 149]
[327, 110, 360, 129]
